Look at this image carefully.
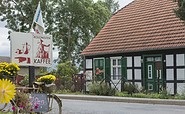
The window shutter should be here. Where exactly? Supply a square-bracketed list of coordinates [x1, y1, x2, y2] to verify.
[121, 57, 127, 79]
[105, 58, 111, 82]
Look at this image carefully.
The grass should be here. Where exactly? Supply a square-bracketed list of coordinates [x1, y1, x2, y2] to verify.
[115, 92, 185, 99]
[55, 89, 83, 95]
[55, 89, 185, 100]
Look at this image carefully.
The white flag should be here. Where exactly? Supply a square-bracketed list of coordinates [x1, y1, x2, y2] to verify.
[32, 2, 44, 34]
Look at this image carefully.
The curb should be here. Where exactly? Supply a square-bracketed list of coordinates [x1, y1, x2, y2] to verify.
[56, 94, 185, 106]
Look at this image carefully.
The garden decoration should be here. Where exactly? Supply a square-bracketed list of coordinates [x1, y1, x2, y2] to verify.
[36, 75, 56, 93]
[0, 62, 40, 113]
[0, 79, 16, 104]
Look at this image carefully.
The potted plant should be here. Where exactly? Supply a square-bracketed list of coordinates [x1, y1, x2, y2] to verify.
[36, 75, 56, 93]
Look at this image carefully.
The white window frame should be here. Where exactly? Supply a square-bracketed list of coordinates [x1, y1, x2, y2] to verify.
[110, 57, 122, 80]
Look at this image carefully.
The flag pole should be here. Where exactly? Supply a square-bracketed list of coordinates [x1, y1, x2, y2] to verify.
[29, 1, 40, 32]
[29, 1, 41, 87]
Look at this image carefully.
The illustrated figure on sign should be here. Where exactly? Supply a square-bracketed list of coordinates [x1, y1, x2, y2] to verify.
[36, 39, 50, 58]
[15, 42, 31, 54]
[15, 42, 31, 63]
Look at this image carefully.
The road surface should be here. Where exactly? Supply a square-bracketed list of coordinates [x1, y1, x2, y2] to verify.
[62, 99, 185, 114]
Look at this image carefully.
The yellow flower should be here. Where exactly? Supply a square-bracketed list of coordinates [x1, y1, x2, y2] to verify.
[37, 75, 56, 84]
[0, 79, 16, 103]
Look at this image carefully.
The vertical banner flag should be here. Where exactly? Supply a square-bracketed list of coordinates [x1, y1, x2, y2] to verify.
[32, 1, 44, 34]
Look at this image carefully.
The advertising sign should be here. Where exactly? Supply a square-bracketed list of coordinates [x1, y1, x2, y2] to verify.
[32, 33, 52, 66]
[11, 32, 33, 66]
[11, 32, 52, 67]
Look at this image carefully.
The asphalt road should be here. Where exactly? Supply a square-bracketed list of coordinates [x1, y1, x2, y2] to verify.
[62, 99, 185, 114]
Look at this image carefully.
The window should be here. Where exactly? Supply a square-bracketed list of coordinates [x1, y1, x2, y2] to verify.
[94, 58, 104, 81]
[146, 57, 161, 62]
[147, 57, 154, 62]
[148, 65, 152, 79]
[111, 58, 121, 80]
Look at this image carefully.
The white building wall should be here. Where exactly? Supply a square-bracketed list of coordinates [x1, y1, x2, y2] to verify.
[127, 57, 132, 67]
[86, 59, 92, 69]
[134, 69, 141, 80]
[166, 55, 173, 66]
[177, 69, 185, 80]
[166, 83, 174, 94]
[85, 82, 92, 91]
[166, 69, 174, 80]
[135, 82, 142, 89]
[176, 54, 185, 66]
[177, 83, 185, 95]
[127, 69, 132, 80]
[134, 56, 141, 67]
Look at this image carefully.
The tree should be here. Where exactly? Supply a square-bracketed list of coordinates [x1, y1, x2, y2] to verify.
[0, 0, 53, 36]
[0, 0, 119, 66]
[54, 61, 79, 90]
[174, 0, 185, 21]
[98, 0, 119, 14]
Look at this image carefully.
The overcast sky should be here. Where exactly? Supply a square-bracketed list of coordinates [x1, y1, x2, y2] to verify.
[0, 0, 134, 58]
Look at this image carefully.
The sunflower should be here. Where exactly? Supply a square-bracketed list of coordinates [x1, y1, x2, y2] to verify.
[0, 79, 16, 103]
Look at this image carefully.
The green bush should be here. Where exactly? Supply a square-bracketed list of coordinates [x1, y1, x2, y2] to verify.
[123, 82, 139, 95]
[19, 74, 29, 86]
[52, 61, 79, 90]
[89, 83, 116, 96]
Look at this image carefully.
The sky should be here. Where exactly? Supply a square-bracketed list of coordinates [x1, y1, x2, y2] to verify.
[0, 0, 134, 59]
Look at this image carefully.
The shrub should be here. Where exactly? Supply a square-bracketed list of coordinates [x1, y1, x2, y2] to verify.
[123, 82, 139, 95]
[53, 61, 79, 90]
[19, 74, 29, 86]
[89, 83, 116, 96]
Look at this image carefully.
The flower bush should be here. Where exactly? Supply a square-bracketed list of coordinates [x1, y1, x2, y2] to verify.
[0, 62, 20, 79]
[36, 74, 56, 84]
[13, 91, 39, 113]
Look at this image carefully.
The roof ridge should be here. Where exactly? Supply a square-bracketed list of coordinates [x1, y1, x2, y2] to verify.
[113, 0, 136, 16]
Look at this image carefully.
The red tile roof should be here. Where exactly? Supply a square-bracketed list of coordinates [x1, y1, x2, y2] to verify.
[82, 0, 185, 56]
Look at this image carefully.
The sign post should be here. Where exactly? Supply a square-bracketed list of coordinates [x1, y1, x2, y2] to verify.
[10, 32, 52, 86]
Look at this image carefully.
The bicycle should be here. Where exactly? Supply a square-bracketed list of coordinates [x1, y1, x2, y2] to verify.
[0, 82, 62, 114]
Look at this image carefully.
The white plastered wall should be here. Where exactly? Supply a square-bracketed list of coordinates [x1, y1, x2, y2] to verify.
[127, 57, 132, 67]
[127, 69, 132, 80]
[166, 55, 173, 66]
[86, 59, 92, 69]
[134, 56, 141, 67]
[166, 83, 174, 94]
[134, 69, 141, 80]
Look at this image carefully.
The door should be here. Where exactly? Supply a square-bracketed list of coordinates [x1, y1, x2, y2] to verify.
[145, 56, 163, 93]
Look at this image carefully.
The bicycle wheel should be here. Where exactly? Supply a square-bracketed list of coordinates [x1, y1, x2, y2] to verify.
[45, 94, 62, 114]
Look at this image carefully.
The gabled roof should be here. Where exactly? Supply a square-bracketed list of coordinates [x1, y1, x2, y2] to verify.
[82, 0, 185, 56]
